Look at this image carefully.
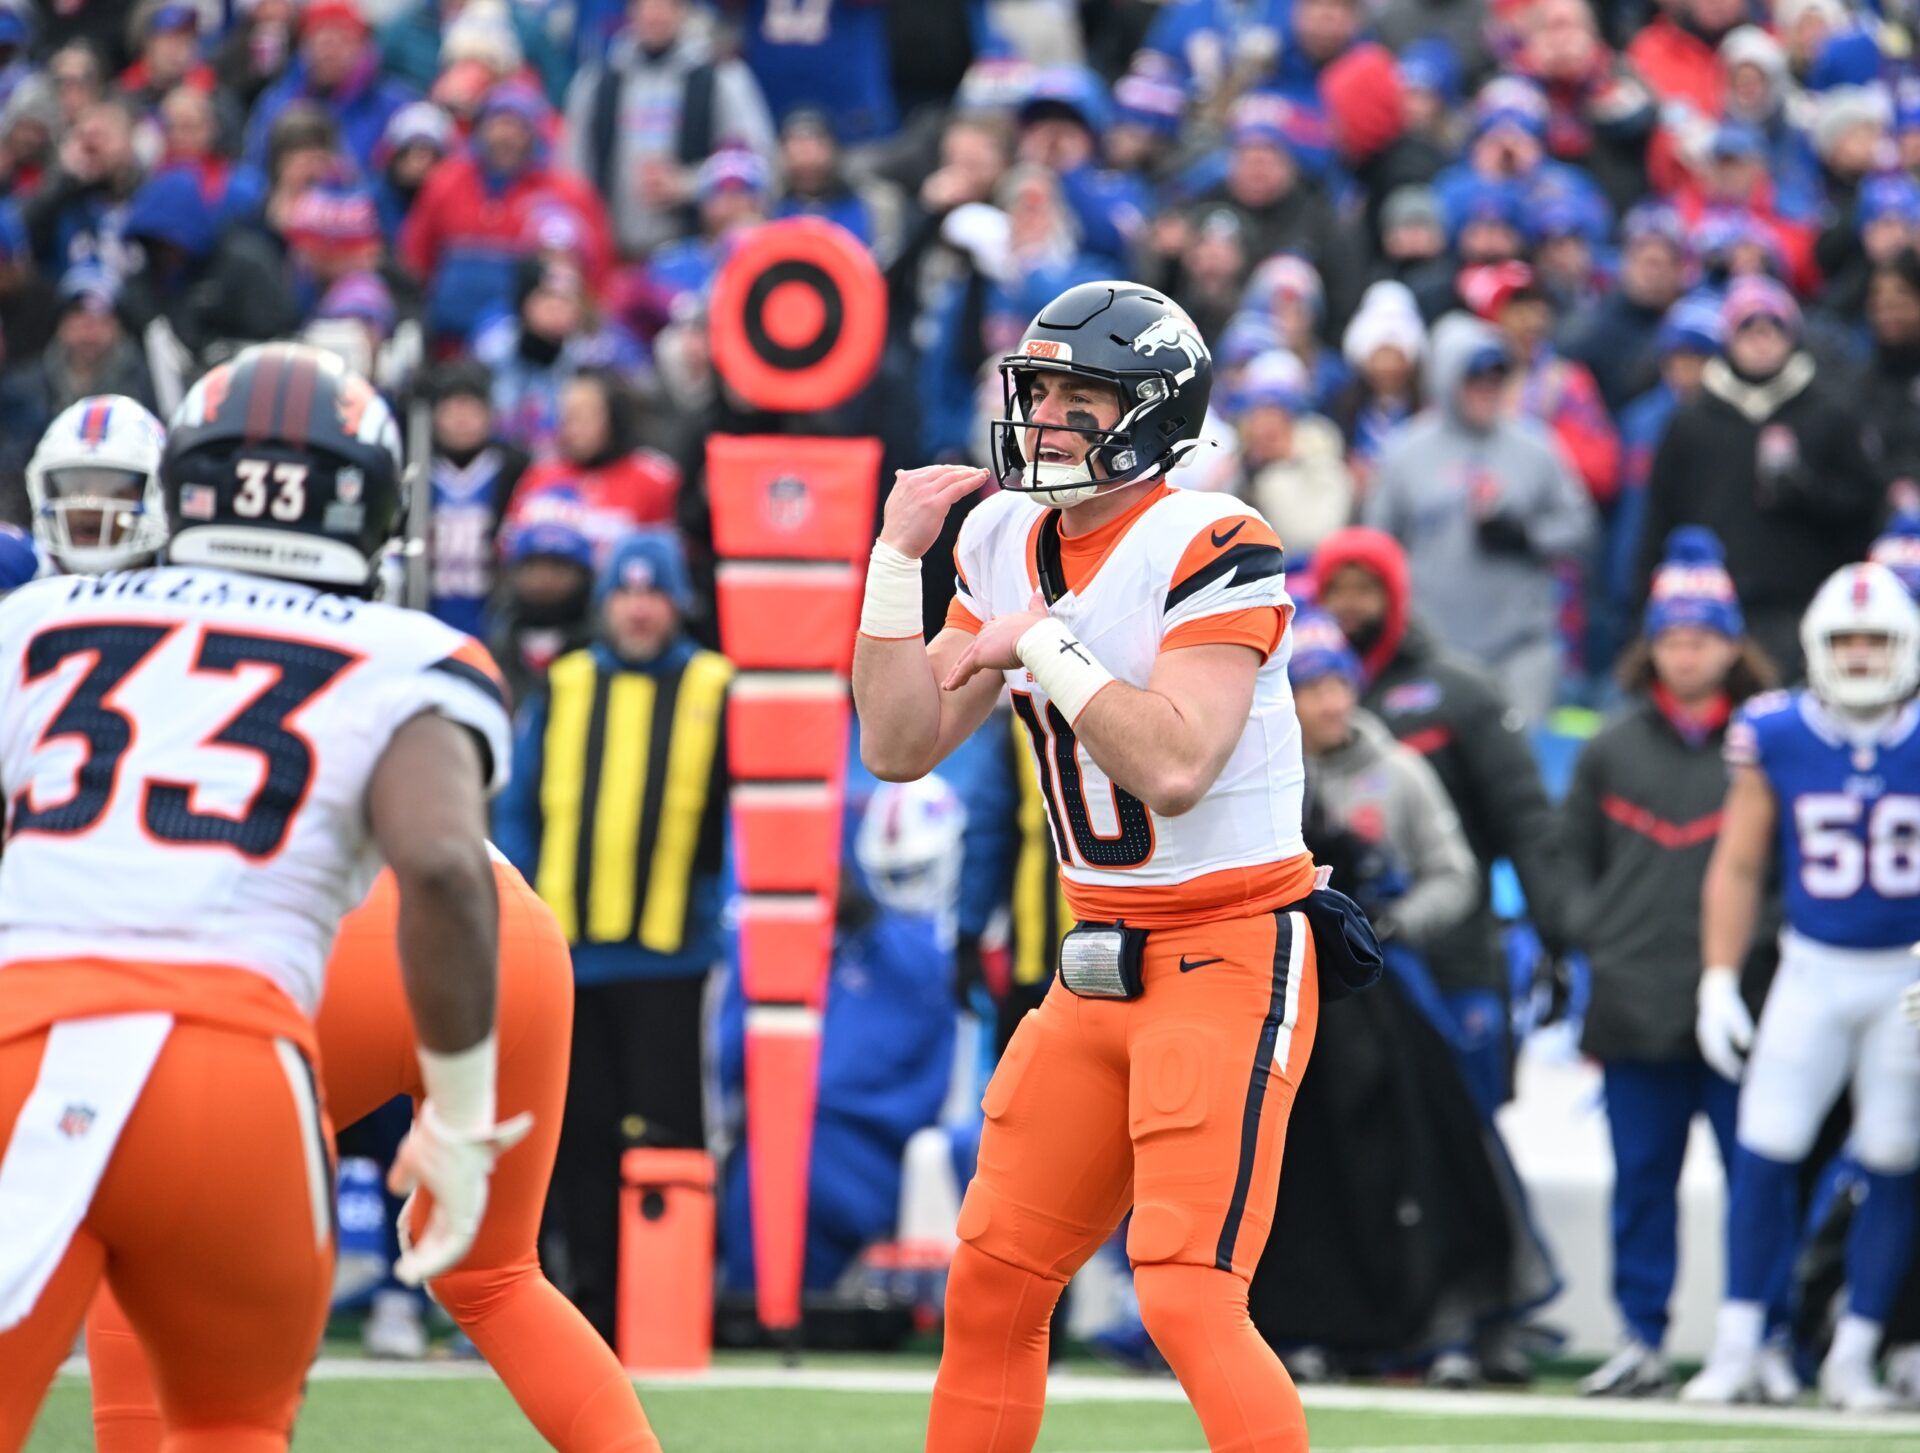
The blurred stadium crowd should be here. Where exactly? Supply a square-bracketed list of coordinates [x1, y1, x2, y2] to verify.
[5, 0, 1920, 1408]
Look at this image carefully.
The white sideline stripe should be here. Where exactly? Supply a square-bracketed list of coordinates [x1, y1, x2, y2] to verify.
[1129, 1446, 1913, 1453]
[51, 1357, 1920, 1438]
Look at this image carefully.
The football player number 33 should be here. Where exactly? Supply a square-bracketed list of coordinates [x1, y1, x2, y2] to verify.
[1795, 792, 1920, 898]
[10, 621, 355, 858]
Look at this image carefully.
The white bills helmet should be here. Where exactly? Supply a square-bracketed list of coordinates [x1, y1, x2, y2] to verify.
[855, 776, 967, 919]
[26, 395, 168, 573]
[1802, 561, 1920, 712]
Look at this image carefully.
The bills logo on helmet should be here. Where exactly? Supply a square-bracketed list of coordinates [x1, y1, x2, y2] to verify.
[1133, 314, 1208, 378]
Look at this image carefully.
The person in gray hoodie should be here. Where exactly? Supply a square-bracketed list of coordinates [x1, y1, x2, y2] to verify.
[563, 0, 776, 260]
[1364, 312, 1597, 723]
[1291, 607, 1478, 953]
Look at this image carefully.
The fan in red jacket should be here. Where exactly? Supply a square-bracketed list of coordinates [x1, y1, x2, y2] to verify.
[506, 368, 680, 559]
[399, 78, 613, 346]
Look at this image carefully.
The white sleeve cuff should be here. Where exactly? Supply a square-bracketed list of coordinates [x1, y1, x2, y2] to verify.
[1016, 616, 1116, 723]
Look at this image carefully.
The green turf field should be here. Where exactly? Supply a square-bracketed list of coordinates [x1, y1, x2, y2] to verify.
[27, 1356, 1920, 1452]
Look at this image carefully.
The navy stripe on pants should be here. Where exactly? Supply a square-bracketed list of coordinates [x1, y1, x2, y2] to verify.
[1600, 1058, 1738, 1348]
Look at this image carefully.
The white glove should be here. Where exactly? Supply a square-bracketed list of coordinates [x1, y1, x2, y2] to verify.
[389, 1100, 533, 1285]
[1903, 979, 1920, 1029]
[1696, 965, 1755, 1081]
[389, 1034, 531, 1286]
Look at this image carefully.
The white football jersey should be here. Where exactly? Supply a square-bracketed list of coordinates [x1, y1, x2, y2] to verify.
[948, 485, 1313, 925]
[0, 566, 511, 1017]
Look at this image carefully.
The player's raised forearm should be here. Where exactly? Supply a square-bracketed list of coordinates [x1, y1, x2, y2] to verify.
[853, 633, 943, 779]
[370, 713, 500, 1054]
[1071, 643, 1259, 818]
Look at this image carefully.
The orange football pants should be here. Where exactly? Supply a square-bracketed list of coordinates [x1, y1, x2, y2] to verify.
[0, 1017, 334, 1453]
[928, 908, 1320, 1453]
[87, 863, 661, 1453]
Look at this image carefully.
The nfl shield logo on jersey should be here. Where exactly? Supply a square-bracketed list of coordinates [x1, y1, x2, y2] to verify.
[57, 1102, 96, 1139]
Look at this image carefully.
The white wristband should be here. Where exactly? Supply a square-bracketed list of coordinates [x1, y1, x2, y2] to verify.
[417, 1033, 499, 1138]
[859, 540, 924, 640]
[1017, 616, 1115, 723]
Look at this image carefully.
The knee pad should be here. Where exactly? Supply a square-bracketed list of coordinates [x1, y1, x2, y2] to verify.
[1125, 1200, 1199, 1267]
[952, 1177, 1098, 1282]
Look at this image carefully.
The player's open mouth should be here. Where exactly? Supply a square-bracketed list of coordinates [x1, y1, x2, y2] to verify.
[1036, 446, 1076, 463]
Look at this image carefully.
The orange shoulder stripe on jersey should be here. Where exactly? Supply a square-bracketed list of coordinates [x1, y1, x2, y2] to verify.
[1062, 850, 1317, 929]
[432, 637, 512, 713]
[1168, 514, 1285, 600]
[1161, 605, 1290, 660]
[944, 597, 983, 636]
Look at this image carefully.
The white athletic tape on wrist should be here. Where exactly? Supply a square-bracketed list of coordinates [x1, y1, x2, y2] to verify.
[859, 540, 924, 640]
[417, 1034, 499, 1139]
[1017, 616, 1114, 723]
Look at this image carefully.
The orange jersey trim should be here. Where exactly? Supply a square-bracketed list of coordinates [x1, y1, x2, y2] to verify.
[0, 956, 317, 1059]
[1161, 605, 1291, 661]
[1062, 850, 1317, 929]
[944, 597, 983, 635]
[1168, 513, 1284, 596]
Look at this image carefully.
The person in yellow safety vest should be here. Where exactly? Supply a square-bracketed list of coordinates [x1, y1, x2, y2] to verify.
[491, 525, 732, 1346]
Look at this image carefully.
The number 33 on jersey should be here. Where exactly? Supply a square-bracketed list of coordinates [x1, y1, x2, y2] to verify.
[0, 566, 512, 1020]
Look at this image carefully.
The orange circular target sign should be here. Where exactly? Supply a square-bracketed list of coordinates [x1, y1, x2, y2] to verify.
[709, 218, 886, 413]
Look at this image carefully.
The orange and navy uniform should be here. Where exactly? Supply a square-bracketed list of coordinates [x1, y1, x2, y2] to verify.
[927, 484, 1321, 1453]
[85, 856, 662, 1453]
[0, 566, 510, 1453]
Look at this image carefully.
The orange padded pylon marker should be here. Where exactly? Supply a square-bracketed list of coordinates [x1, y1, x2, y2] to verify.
[743, 1009, 824, 1335]
[618, 1149, 716, 1373]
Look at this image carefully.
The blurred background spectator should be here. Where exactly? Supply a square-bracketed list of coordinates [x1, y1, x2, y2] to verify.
[1561, 529, 1776, 1396]
[493, 527, 732, 1346]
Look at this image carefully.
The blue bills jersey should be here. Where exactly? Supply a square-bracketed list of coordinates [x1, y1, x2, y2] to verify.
[1726, 690, 1920, 949]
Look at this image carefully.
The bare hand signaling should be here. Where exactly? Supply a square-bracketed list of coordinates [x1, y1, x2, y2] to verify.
[879, 465, 991, 560]
[943, 591, 1048, 692]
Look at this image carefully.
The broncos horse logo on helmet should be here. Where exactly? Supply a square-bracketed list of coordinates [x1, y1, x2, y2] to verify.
[1130, 314, 1209, 379]
[162, 342, 405, 595]
[990, 281, 1214, 507]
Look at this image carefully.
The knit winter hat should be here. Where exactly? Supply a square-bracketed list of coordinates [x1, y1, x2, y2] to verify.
[596, 528, 692, 611]
[1342, 280, 1426, 366]
[1320, 43, 1404, 162]
[1812, 84, 1891, 161]
[1233, 349, 1312, 416]
[1645, 527, 1744, 639]
[1721, 274, 1801, 338]
[1288, 607, 1363, 687]
[1870, 510, 1920, 598]
[1656, 296, 1724, 356]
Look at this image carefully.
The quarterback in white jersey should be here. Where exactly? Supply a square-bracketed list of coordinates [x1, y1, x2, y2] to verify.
[0, 343, 519, 1453]
[855, 282, 1323, 1453]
